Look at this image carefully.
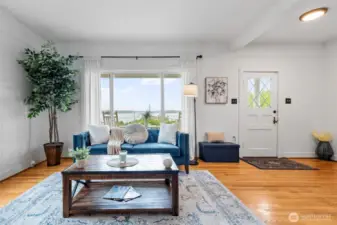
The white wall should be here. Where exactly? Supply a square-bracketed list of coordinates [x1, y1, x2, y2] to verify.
[0, 7, 46, 180]
[57, 42, 331, 158]
[325, 41, 337, 161]
[198, 45, 328, 158]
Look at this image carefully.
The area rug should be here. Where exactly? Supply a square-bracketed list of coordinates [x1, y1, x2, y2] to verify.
[241, 157, 318, 170]
[0, 171, 264, 225]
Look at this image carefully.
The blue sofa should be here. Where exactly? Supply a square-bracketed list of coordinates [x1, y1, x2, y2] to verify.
[73, 129, 190, 173]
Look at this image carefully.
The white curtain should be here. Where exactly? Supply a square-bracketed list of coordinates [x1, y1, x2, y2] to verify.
[81, 58, 102, 130]
[181, 59, 198, 160]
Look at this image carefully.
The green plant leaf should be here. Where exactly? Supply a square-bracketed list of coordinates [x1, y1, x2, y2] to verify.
[18, 41, 79, 143]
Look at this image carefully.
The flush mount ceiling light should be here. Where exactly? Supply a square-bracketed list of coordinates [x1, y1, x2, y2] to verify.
[299, 7, 328, 22]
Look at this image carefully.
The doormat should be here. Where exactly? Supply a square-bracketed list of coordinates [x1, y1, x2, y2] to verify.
[241, 157, 319, 170]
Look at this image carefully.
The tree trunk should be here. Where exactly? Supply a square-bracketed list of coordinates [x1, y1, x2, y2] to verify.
[52, 109, 56, 143]
[48, 108, 53, 143]
[45, 107, 63, 166]
[48, 107, 60, 143]
[54, 108, 59, 142]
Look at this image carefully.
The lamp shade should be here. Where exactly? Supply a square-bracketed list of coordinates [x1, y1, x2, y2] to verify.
[184, 83, 198, 97]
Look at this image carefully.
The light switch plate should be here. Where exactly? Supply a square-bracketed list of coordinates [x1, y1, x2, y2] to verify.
[231, 98, 238, 104]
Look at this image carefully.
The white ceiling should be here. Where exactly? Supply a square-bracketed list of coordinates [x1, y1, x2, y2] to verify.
[0, 0, 274, 43]
[0, 0, 336, 47]
[256, 0, 337, 44]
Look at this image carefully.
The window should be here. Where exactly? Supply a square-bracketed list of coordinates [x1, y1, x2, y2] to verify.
[100, 75, 111, 125]
[114, 75, 161, 128]
[248, 77, 271, 108]
[100, 73, 182, 129]
[164, 74, 182, 127]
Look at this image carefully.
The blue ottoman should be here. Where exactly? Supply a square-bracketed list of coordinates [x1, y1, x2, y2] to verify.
[199, 142, 240, 162]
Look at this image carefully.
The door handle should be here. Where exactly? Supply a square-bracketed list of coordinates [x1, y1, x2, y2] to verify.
[273, 110, 278, 124]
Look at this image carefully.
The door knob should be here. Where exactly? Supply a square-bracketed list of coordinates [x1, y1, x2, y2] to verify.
[273, 117, 278, 124]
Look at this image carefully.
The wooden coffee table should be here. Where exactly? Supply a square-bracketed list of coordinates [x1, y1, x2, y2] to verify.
[61, 154, 179, 217]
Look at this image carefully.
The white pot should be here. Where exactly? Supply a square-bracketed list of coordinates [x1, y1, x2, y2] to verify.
[76, 159, 87, 168]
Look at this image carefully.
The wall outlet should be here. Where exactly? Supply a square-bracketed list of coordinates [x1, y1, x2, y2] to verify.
[30, 160, 36, 167]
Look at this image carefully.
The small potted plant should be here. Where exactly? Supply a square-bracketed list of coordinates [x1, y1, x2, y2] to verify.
[71, 147, 91, 168]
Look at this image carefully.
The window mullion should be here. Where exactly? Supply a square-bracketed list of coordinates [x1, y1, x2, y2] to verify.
[109, 73, 114, 127]
[160, 72, 165, 122]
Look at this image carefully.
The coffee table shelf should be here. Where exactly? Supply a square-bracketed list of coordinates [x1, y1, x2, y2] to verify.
[71, 181, 173, 214]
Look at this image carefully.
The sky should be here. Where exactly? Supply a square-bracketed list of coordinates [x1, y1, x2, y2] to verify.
[101, 77, 182, 111]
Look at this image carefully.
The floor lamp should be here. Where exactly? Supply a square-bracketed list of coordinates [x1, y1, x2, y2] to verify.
[184, 83, 198, 165]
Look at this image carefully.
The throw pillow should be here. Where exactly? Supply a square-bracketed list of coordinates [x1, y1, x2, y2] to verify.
[123, 124, 149, 144]
[206, 132, 225, 142]
[158, 123, 177, 145]
[88, 124, 110, 145]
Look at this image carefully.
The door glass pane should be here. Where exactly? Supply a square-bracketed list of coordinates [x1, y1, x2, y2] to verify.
[114, 75, 161, 128]
[164, 74, 182, 130]
[100, 75, 110, 125]
[248, 77, 271, 108]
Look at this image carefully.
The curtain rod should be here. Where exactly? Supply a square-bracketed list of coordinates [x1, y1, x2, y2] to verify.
[78, 56, 181, 59]
[77, 55, 203, 60]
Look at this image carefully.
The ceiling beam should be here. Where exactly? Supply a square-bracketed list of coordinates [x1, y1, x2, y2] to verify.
[229, 0, 303, 51]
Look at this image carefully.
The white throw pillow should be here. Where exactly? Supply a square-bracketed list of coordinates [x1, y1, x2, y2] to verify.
[88, 125, 110, 145]
[123, 124, 149, 144]
[158, 123, 177, 145]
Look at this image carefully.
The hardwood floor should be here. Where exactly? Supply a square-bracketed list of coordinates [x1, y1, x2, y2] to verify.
[0, 158, 336, 225]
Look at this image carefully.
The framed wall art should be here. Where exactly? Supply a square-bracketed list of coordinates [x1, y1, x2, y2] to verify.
[205, 77, 228, 104]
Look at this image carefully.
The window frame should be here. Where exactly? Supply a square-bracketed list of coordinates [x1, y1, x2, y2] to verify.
[100, 71, 182, 128]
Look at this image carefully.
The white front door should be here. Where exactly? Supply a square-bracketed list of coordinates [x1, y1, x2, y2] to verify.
[239, 71, 278, 157]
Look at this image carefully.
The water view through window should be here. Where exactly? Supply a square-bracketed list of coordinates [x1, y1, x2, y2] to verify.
[100, 74, 182, 128]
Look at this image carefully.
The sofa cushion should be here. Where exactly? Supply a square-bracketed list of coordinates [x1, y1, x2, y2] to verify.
[124, 124, 148, 144]
[145, 129, 159, 143]
[121, 143, 134, 151]
[89, 144, 107, 155]
[158, 123, 177, 145]
[88, 125, 110, 145]
[129, 143, 180, 157]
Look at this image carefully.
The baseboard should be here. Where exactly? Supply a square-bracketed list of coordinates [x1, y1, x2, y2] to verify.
[0, 156, 45, 182]
[0, 159, 48, 182]
[281, 152, 316, 158]
[0, 164, 27, 181]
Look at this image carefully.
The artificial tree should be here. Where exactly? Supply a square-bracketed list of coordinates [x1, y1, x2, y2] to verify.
[18, 41, 79, 166]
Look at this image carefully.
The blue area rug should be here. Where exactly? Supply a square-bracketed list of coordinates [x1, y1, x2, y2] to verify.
[0, 171, 264, 225]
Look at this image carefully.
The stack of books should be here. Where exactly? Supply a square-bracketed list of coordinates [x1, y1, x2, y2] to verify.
[103, 185, 141, 202]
